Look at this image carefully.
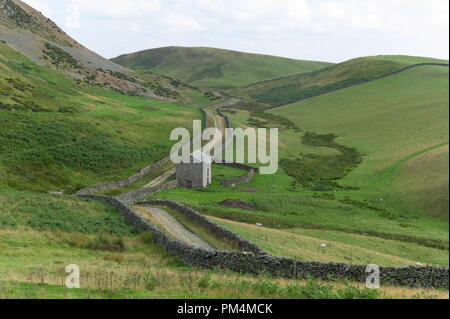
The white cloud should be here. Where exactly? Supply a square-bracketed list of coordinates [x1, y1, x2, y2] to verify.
[315, 0, 448, 35]
[164, 13, 203, 31]
[22, 0, 54, 17]
[65, 3, 80, 29]
[19, 0, 450, 61]
[71, 0, 161, 18]
[285, 0, 312, 23]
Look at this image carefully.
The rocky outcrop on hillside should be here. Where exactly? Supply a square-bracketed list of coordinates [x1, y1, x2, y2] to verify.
[0, 0, 188, 100]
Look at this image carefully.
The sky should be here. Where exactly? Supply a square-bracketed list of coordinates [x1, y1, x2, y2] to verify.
[22, 0, 449, 63]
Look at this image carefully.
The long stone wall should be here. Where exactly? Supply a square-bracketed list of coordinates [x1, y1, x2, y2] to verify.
[76, 155, 171, 196]
[214, 107, 258, 187]
[115, 180, 178, 204]
[76, 194, 449, 289]
[213, 160, 258, 187]
[201, 97, 233, 130]
[220, 169, 255, 187]
[216, 107, 232, 129]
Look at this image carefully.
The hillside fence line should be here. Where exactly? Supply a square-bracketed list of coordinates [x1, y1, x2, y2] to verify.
[222, 63, 450, 111]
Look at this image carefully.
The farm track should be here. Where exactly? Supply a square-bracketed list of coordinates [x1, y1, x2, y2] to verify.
[140, 98, 231, 189]
[138, 206, 215, 250]
[144, 167, 176, 188]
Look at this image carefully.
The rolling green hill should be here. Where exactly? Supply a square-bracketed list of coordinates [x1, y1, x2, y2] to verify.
[229, 55, 449, 106]
[269, 64, 449, 219]
[221, 64, 449, 221]
[1, 0, 449, 299]
[111, 46, 332, 90]
[1, 0, 197, 99]
[146, 62, 449, 278]
[0, 40, 213, 193]
[0, 2, 217, 194]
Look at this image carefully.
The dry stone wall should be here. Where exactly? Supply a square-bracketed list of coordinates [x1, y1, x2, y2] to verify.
[220, 169, 255, 187]
[77, 194, 449, 289]
[76, 155, 171, 195]
[138, 199, 264, 254]
[115, 180, 178, 204]
[213, 160, 258, 187]
[214, 107, 258, 187]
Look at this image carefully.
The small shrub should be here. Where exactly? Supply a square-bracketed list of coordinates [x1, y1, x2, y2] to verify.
[103, 253, 125, 263]
[139, 232, 154, 244]
[197, 273, 211, 289]
[85, 235, 125, 252]
[281, 132, 362, 188]
[253, 280, 280, 296]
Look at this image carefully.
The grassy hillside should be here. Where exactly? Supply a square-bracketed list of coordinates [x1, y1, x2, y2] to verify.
[111, 46, 332, 90]
[222, 64, 449, 221]
[0, 40, 212, 193]
[229, 55, 448, 106]
[147, 62, 448, 273]
[1, 0, 196, 99]
[0, 0, 80, 48]
[0, 190, 447, 299]
[267, 64, 449, 220]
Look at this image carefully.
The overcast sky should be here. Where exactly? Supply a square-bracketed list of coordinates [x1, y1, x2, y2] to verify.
[22, 0, 449, 62]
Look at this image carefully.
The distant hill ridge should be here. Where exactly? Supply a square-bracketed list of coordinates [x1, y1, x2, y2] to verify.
[112, 46, 333, 90]
[228, 55, 449, 106]
[0, 0, 192, 99]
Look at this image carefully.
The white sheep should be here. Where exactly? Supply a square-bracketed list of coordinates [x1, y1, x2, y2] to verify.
[319, 243, 327, 249]
[256, 223, 262, 227]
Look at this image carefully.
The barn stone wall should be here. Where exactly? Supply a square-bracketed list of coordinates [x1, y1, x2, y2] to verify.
[176, 162, 209, 189]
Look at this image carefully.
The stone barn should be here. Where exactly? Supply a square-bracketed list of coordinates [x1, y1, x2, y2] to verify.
[176, 150, 212, 189]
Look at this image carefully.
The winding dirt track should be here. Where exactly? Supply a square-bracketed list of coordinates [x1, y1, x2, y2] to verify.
[134, 98, 234, 248]
[142, 99, 230, 188]
[139, 207, 214, 250]
[143, 167, 176, 188]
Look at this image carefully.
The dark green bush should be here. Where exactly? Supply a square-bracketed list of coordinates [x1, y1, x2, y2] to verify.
[84, 235, 125, 252]
[281, 132, 362, 188]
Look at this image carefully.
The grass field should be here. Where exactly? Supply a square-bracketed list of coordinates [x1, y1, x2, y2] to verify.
[111, 46, 332, 90]
[0, 190, 447, 299]
[0, 41, 213, 193]
[209, 216, 447, 266]
[229, 55, 448, 106]
[268, 64, 449, 220]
